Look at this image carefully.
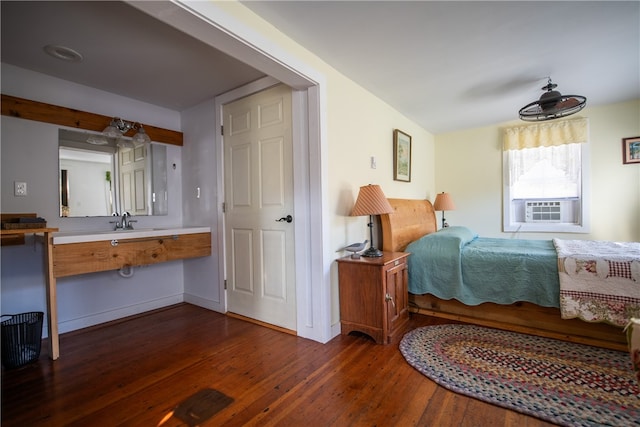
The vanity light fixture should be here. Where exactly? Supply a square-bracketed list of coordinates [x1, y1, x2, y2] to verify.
[103, 118, 151, 146]
[131, 124, 151, 145]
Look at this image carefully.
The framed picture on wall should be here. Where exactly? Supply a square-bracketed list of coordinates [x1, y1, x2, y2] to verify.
[393, 129, 412, 182]
[622, 136, 640, 164]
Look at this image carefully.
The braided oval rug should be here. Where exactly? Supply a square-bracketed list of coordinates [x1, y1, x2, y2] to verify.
[400, 324, 640, 427]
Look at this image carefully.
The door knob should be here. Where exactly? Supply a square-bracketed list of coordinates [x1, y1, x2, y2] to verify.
[276, 215, 293, 223]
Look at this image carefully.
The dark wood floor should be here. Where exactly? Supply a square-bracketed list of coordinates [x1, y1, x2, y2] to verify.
[1, 303, 555, 426]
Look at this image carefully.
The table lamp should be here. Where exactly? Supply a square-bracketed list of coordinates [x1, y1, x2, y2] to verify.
[351, 184, 394, 257]
[433, 192, 455, 229]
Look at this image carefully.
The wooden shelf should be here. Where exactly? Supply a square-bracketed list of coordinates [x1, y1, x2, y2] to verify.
[1, 226, 60, 360]
[1, 227, 58, 246]
[1, 228, 59, 234]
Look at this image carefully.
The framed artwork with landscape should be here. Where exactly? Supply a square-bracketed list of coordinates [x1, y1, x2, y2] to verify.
[622, 136, 640, 164]
[393, 129, 412, 182]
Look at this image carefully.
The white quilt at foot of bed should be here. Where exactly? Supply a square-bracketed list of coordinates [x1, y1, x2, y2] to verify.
[553, 239, 640, 327]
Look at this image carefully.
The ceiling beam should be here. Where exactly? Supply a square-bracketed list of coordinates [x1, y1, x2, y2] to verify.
[1, 94, 183, 146]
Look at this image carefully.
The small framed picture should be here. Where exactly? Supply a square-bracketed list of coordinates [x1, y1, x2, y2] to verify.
[622, 136, 640, 164]
[393, 129, 412, 182]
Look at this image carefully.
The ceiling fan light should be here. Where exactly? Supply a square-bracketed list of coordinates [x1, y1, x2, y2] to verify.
[539, 90, 561, 111]
[519, 78, 586, 122]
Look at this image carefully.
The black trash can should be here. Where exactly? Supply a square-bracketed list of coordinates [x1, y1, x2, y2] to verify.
[1, 312, 44, 369]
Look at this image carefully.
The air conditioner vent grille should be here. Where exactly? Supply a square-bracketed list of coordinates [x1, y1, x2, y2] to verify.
[525, 201, 561, 223]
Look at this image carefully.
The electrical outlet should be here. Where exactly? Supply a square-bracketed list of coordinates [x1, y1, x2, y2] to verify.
[370, 156, 377, 169]
[14, 181, 27, 196]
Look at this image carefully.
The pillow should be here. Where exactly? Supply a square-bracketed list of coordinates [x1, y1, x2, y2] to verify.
[412, 226, 478, 250]
[434, 226, 478, 247]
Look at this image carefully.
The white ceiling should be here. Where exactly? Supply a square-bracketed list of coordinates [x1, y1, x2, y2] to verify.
[2, 1, 639, 134]
[0, 1, 266, 111]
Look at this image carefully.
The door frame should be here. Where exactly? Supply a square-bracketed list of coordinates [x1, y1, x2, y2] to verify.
[216, 77, 319, 338]
[132, 1, 334, 343]
[220, 80, 297, 330]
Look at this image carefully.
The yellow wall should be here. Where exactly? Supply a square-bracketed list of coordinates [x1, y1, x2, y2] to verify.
[435, 99, 640, 242]
[216, 2, 436, 324]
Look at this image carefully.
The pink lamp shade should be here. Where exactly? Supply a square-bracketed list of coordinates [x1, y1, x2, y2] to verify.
[351, 185, 393, 257]
[433, 192, 456, 211]
[433, 192, 455, 228]
[351, 184, 394, 216]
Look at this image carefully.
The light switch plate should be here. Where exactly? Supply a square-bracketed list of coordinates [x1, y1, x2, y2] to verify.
[14, 181, 27, 196]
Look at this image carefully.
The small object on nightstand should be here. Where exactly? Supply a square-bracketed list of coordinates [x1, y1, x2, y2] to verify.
[338, 240, 368, 259]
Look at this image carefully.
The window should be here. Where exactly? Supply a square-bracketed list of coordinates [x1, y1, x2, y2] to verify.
[502, 118, 590, 233]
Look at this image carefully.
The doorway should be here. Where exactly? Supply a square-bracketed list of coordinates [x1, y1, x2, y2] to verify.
[223, 84, 296, 330]
[138, 1, 332, 343]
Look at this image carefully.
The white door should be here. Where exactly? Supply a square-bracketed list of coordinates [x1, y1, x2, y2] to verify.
[224, 84, 296, 331]
[118, 144, 148, 216]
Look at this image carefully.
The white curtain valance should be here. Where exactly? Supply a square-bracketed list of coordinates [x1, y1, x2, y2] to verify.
[503, 117, 589, 151]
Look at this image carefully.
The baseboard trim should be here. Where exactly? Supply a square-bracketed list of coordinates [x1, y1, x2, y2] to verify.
[227, 312, 296, 336]
[53, 295, 184, 337]
[183, 293, 224, 313]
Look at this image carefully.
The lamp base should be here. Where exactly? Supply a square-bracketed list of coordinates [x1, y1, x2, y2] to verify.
[362, 247, 384, 257]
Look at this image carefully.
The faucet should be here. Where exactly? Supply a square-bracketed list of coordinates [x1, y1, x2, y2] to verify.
[121, 212, 137, 230]
[110, 212, 136, 230]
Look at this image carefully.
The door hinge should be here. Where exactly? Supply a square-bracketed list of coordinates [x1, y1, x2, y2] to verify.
[224, 279, 227, 290]
[222, 202, 226, 213]
[220, 125, 224, 136]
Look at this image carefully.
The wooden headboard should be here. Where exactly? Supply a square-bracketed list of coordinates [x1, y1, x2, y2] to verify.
[380, 199, 437, 252]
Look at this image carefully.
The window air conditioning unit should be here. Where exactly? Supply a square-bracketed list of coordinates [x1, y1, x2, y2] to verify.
[525, 200, 562, 223]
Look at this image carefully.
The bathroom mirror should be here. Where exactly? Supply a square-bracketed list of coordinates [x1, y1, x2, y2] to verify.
[58, 129, 168, 217]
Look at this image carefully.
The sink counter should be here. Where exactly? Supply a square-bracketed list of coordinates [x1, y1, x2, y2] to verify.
[42, 226, 212, 361]
[52, 228, 211, 278]
[53, 226, 210, 244]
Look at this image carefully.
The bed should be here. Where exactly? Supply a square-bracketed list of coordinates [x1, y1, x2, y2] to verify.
[380, 198, 638, 351]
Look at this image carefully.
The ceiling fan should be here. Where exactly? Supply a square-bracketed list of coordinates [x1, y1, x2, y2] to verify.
[519, 78, 586, 122]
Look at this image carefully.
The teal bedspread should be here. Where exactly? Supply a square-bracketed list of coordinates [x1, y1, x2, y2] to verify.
[405, 226, 560, 307]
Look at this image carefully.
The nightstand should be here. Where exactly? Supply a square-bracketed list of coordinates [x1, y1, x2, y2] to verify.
[336, 251, 410, 344]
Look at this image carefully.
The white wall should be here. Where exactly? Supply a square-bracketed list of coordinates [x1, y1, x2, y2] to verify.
[180, 99, 225, 311]
[0, 64, 190, 335]
[435, 99, 640, 242]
